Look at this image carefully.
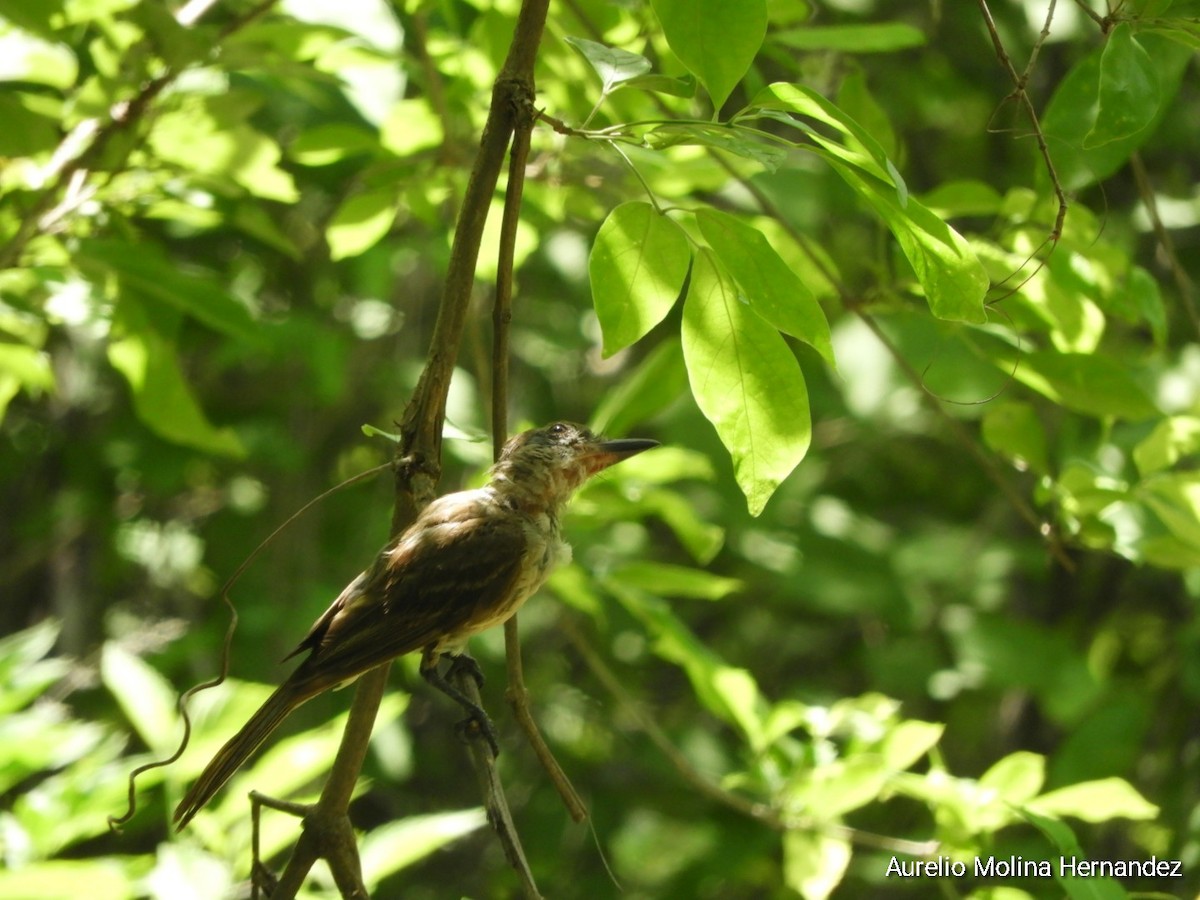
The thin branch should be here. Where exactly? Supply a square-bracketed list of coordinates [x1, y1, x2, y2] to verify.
[976, 0, 1068, 241]
[492, 89, 590, 824]
[1130, 150, 1200, 340]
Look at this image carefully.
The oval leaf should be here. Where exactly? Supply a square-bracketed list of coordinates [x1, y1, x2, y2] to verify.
[696, 208, 834, 365]
[682, 249, 810, 514]
[589, 201, 691, 356]
[651, 0, 766, 109]
[1084, 23, 1160, 148]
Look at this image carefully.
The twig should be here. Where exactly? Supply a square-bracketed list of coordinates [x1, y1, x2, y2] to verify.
[976, 0, 1068, 242]
[107, 463, 392, 831]
[492, 86, 590, 824]
[1130, 150, 1200, 339]
[452, 666, 543, 898]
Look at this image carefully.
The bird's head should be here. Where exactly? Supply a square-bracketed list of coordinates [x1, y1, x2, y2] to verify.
[490, 421, 658, 511]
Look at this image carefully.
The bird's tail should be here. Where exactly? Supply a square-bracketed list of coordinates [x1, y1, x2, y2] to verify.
[174, 679, 311, 829]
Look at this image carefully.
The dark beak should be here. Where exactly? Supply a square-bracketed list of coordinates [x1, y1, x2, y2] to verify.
[598, 438, 660, 459]
[584, 437, 659, 473]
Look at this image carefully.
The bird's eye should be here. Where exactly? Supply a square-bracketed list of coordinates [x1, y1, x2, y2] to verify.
[549, 422, 568, 435]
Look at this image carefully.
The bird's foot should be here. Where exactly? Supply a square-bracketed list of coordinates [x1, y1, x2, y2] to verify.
[445, 653, 486, 691]
[454, 707, 500, 757]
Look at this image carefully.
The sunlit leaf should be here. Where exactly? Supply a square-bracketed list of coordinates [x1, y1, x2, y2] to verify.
[773, 22, 925, 53]
[682, 250, 810, 515]
[1026, 778, 1159, 822]
[980, 751, 1045, 804]
[609, 560, 742, 600]
[829, 162, 988, 323]
[380, 98, 443, 157]
[290, 123, 379, 166]
[361, 809, 487, 886]
[589, 201, 691, 356]
[77, 240, 259, 342]
[696, 208, 834, 364]
[100, 643, 179, 755]
[651, 0, 767, 109]
[1133, 416, 1200, 476]
[783, 831, 851, 900]
[879, 720, 943, 771]
[107, 300, 245, 457]
[986, 346, 1158, 420]
[564, 36, 651, 93]
[327, 188, 400, 260]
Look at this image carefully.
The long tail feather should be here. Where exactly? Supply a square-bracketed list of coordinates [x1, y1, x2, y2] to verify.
[174, 680, 310, 829]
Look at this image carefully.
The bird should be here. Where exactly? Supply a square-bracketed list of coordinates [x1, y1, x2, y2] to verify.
[173, 421, 658, 828]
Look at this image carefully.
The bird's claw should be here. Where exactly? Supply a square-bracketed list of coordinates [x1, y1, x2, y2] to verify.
[445, 653, 486, 690]
[455, 710, 500, 757]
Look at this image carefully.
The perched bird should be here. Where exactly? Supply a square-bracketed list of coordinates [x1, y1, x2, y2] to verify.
[174, 422, 657, 828]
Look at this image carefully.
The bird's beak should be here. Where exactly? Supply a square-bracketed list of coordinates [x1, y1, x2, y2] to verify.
[585, 437, 660, 472]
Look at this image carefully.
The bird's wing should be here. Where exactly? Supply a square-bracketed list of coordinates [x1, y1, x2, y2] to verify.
[286, 492, 530, 692]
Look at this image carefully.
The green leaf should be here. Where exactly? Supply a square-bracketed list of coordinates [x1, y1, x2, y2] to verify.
[982, 402, 1049, 476]
[1021, 810, 1128, 900]
[0, 342, 54, 422]
[987, 346, 1158, 420]
[591, 338, 689, 436]
[100, 643, 179, 755]
[0, 860, 141, 900]
[1134, 416, 1200, 475]
[289, 123, 379, 166]
[0, 93, 60, 156]
[644, 123, 788, 171]
[608, 581, 765, 745]
[682, 250, 811, 515]
[828, 162, 988, 323]
[1138, 472, 1200, 550]
[979, 751, 1045, 804]
[782, 831, 851, 900]
[589, 201, 691, 356]
[1041, 33, 1189, 190]
[794, 755, 890, 818]
[361, 809, 487, 886]
[107, 300, 245, 457]
[0, 26, 78, 88]
[623, 72, 698, 98]
[149, 100, 298, 202]
[1026, 778, 1159, 822]
[609, 560, 742, 600]
[644, 488, 725, 563]
[380, 98, 443, 157]
[327, 188, 400, 260]
[563, 36, 651, 93]
[651, 0, 767, 109]
[695, 208, 834, 365]
[772, 22, 926, 53]
[77, 240, 259, 343]
[1084, 24, 1160, 148]
[745, 83, 901, 190]
[879, 720, 943, 771]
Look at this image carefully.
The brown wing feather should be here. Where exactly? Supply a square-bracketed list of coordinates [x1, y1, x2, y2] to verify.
[284, 491, 529, 695]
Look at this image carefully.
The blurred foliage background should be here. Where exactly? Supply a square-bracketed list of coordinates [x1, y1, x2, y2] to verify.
[1, 0, 1199, 897]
